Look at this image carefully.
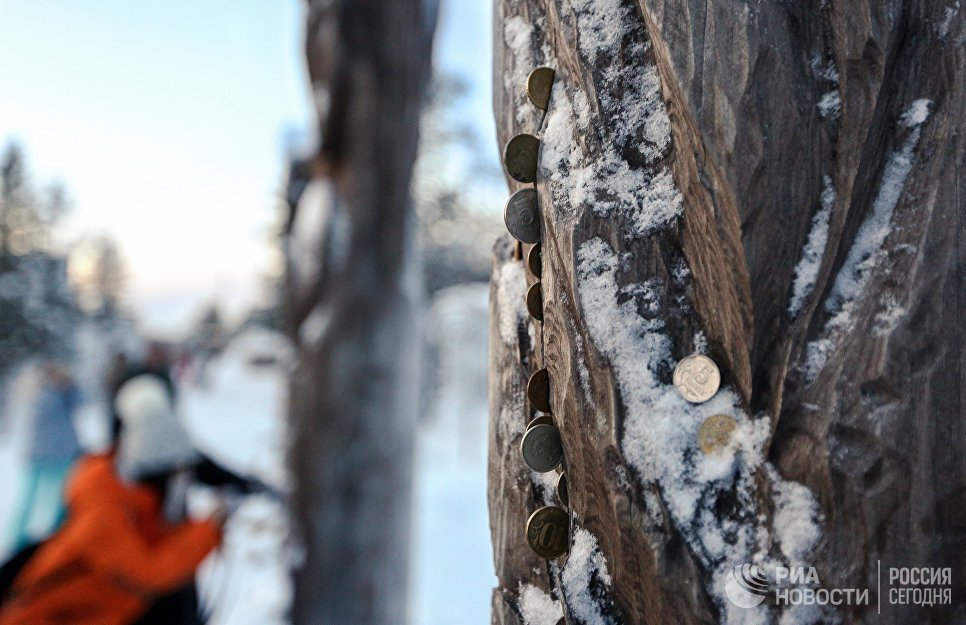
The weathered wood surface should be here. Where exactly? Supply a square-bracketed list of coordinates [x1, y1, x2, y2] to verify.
[284, 2, 436, 624]
[489, 1, 963, 624]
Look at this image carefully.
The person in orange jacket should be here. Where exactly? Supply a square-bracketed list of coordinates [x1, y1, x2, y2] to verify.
[0, 376, 226, 625]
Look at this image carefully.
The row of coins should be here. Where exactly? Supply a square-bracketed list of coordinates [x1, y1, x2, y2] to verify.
[672, 353, 740, 454]
[501, 66, 573, 562]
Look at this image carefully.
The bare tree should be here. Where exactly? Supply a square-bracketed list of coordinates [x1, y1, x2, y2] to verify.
[488, 1, 963, 624]
[283, 2, 437, 624]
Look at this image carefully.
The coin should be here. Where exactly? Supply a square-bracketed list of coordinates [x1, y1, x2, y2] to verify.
[526, 67, 556, 110]
[526, 243, 542, 277]
[526, 282, 543, 321]
[521, 424, 564, 472]
[503, 134, 540, 183]
[698, 414, 737, 454]
[672, 354, 721, 403]
[556, 472, 569, 507]
[525, 506, 570, 559]
[527, 414, 553, 429]
[527, 367, 551, 412]
[504, 189, 541, 243]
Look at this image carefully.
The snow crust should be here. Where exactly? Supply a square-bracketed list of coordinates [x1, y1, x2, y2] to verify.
[817, 91, 841, 120]
[540, 0, 681, 240]
[518, 583, 563, 625]
[787, 175, 835, 317]
[496, 260, 528, 347]
[561, 529, 614, 625]
[503, 16, 533, 97]
[804, 99, 931, 381]
[768, 465, 822, 563]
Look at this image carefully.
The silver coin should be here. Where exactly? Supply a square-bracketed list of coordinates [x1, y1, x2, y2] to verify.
[503, 134, 540, 183]
[504, 189, 541, 243]
[672, 354, 721, 403]
[520, 423, 563, 473]
[526, 414, 554, 429]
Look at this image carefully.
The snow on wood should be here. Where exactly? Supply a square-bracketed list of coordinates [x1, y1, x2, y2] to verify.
[518, 583, 563, 625]
[817, 91, 841, 120]
[787, 175, 835, 318]
[804, 99, 932, 381]
[561, 529, 616, 625]
[539, 0, 682, 240]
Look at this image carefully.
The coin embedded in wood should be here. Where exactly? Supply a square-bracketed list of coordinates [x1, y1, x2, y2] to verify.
[504, 189, 541, 243]
[672, 354, 721, 403]
[526, 66, 556, 110]
[556, 472, 569, 507]
[526, 506, 570, 559]
[527, 368, 551, 413]
[526, 282, 543, 321]
[698, 414, 737, 454]
[526, 243, 542, 278]
[503, 134, 540, 183]
[520, 424, 563, 473]
[527, 414, 554, 429]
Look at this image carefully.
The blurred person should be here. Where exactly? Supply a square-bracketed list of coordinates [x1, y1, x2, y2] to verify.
[109, 342, 176, 443]
[7, 363, 82, 552]
[0, 375, 228, 625]
[108, 346, 260, 495]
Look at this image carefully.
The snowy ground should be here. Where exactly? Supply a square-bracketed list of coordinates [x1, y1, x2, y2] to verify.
[0, 284, 493, 625]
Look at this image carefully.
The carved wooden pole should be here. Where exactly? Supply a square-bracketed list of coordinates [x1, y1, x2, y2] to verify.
[284, 2, 436, 624]
[489, 1, 963, 624]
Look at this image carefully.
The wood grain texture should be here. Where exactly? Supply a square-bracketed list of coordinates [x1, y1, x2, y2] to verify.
[489, 0, 963, 623]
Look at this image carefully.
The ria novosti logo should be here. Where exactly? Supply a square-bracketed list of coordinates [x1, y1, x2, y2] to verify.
[724, 564, 769, 608]
[723, 563, 952, 611]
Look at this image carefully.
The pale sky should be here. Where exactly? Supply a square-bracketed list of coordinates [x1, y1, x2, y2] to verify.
[0, 0, 496, 338]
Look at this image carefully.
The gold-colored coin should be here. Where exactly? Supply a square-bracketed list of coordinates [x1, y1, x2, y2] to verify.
[556, 472, 569, 507]
[525, 506, 570, 559]
[526, 243, 542, 278]
[526, 66, 556, 110]
[526, 282, 543, 321]
[672, 354, 721, 403]
[503, 134, 540, 183]
[527, 368, 551, 413]
[698, 414, 737, 454]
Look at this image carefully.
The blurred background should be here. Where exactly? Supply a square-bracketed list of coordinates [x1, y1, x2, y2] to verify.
[0, 1, 503, 624]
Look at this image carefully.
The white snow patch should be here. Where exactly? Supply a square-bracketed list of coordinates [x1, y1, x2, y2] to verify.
[539, 0, 680, 240]
[693, 330, 708, 354]
[532, 469, 559, 506]
[496, 261, 528, 347]
[503, 15, 538, 123]
[576, 238, 768, 521]
[542, 85, 681, 239]
[804, 99, 931, 381]
[768, 465, 822, 563]
[817, 90, 841, 120]
[518, 584, 563, 625]
[810, 56, 839, 83]
[873, 295, 906, 336]
[788, 175, 835, 317]
[938, 3, 960, 39]
[561, 529, 613, 625]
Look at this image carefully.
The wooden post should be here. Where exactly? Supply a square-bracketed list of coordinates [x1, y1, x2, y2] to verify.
[489, 1, 963, 624]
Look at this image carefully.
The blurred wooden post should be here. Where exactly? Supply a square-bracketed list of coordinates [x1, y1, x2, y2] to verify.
[489, 1, 963, 624]
[284, 2, 436, 624]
